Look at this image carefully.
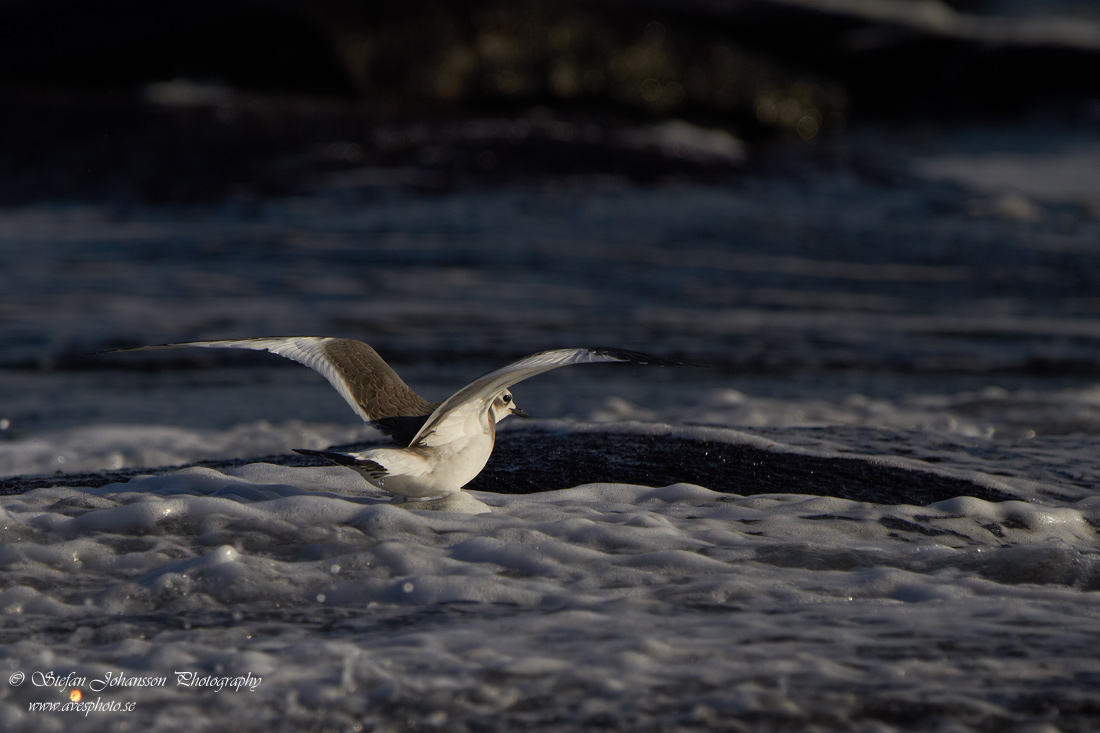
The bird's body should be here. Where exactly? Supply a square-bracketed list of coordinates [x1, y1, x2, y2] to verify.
[117, 338, 685, 499]
[296, 389, 510, 499]
[305, 422, 496, 499]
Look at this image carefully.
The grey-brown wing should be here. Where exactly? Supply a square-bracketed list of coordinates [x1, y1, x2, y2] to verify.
[115, 337, 440, 439]
[317, 338, 440, 420]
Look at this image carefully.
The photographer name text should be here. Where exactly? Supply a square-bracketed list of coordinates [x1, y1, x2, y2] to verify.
[21, 670, 263, 693]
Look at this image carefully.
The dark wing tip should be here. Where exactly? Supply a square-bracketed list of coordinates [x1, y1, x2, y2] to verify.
[99, 343, 162, 355]
[370, 415, 433, 446]
[293, 448, 360, 466]
[293, 448, 388, 478]
[585, 347, 706, 367]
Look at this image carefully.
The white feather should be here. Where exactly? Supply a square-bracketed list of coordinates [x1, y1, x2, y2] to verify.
[410, 348, 646, 448]
[123, 337, 373, 421]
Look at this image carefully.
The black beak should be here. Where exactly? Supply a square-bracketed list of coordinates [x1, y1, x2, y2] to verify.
[512, 407, 529, 418]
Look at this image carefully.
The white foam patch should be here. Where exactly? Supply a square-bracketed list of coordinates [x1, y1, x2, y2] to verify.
[0, 421, 378, 478]
[592, 383, 1100, 441]
[2, 451, 1099, 730]
[2, 460, 1097, 609]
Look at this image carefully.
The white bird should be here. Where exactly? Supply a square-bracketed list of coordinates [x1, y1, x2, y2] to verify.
[117, 338, 686, 499]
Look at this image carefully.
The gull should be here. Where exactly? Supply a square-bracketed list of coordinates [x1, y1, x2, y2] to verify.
[118, 338, 686, 499]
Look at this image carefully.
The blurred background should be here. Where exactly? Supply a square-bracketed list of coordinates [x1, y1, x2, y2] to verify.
[2, 0, 1100, 444]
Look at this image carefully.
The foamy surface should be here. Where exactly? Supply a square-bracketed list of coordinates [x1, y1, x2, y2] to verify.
[1, 414, 1099, 731]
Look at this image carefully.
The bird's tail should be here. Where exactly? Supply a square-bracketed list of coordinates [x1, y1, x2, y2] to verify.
[293, 448, 389, 480]
[293, 447, 360, 465]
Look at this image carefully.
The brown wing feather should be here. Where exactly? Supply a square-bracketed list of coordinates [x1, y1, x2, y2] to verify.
[320, 339, 441, 419]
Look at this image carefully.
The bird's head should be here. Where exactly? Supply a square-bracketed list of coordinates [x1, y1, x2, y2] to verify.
[490, 390, 528, 422]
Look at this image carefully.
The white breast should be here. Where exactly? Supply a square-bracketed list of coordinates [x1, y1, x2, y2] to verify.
[356, 428, 497, 498]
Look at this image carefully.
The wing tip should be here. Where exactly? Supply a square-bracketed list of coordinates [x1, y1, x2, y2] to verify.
[584, 347, 705, 367]
[102, 343, 174, 354]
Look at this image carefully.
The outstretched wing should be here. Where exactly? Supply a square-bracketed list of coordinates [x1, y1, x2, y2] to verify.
[116, 338, 440, 436]
[409, 347, 687, 448]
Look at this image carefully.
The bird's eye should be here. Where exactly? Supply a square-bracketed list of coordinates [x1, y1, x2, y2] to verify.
[502, 394, 511, 403]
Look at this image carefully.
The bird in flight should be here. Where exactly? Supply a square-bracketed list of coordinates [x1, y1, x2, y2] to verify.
[118, 338, 686, 499]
